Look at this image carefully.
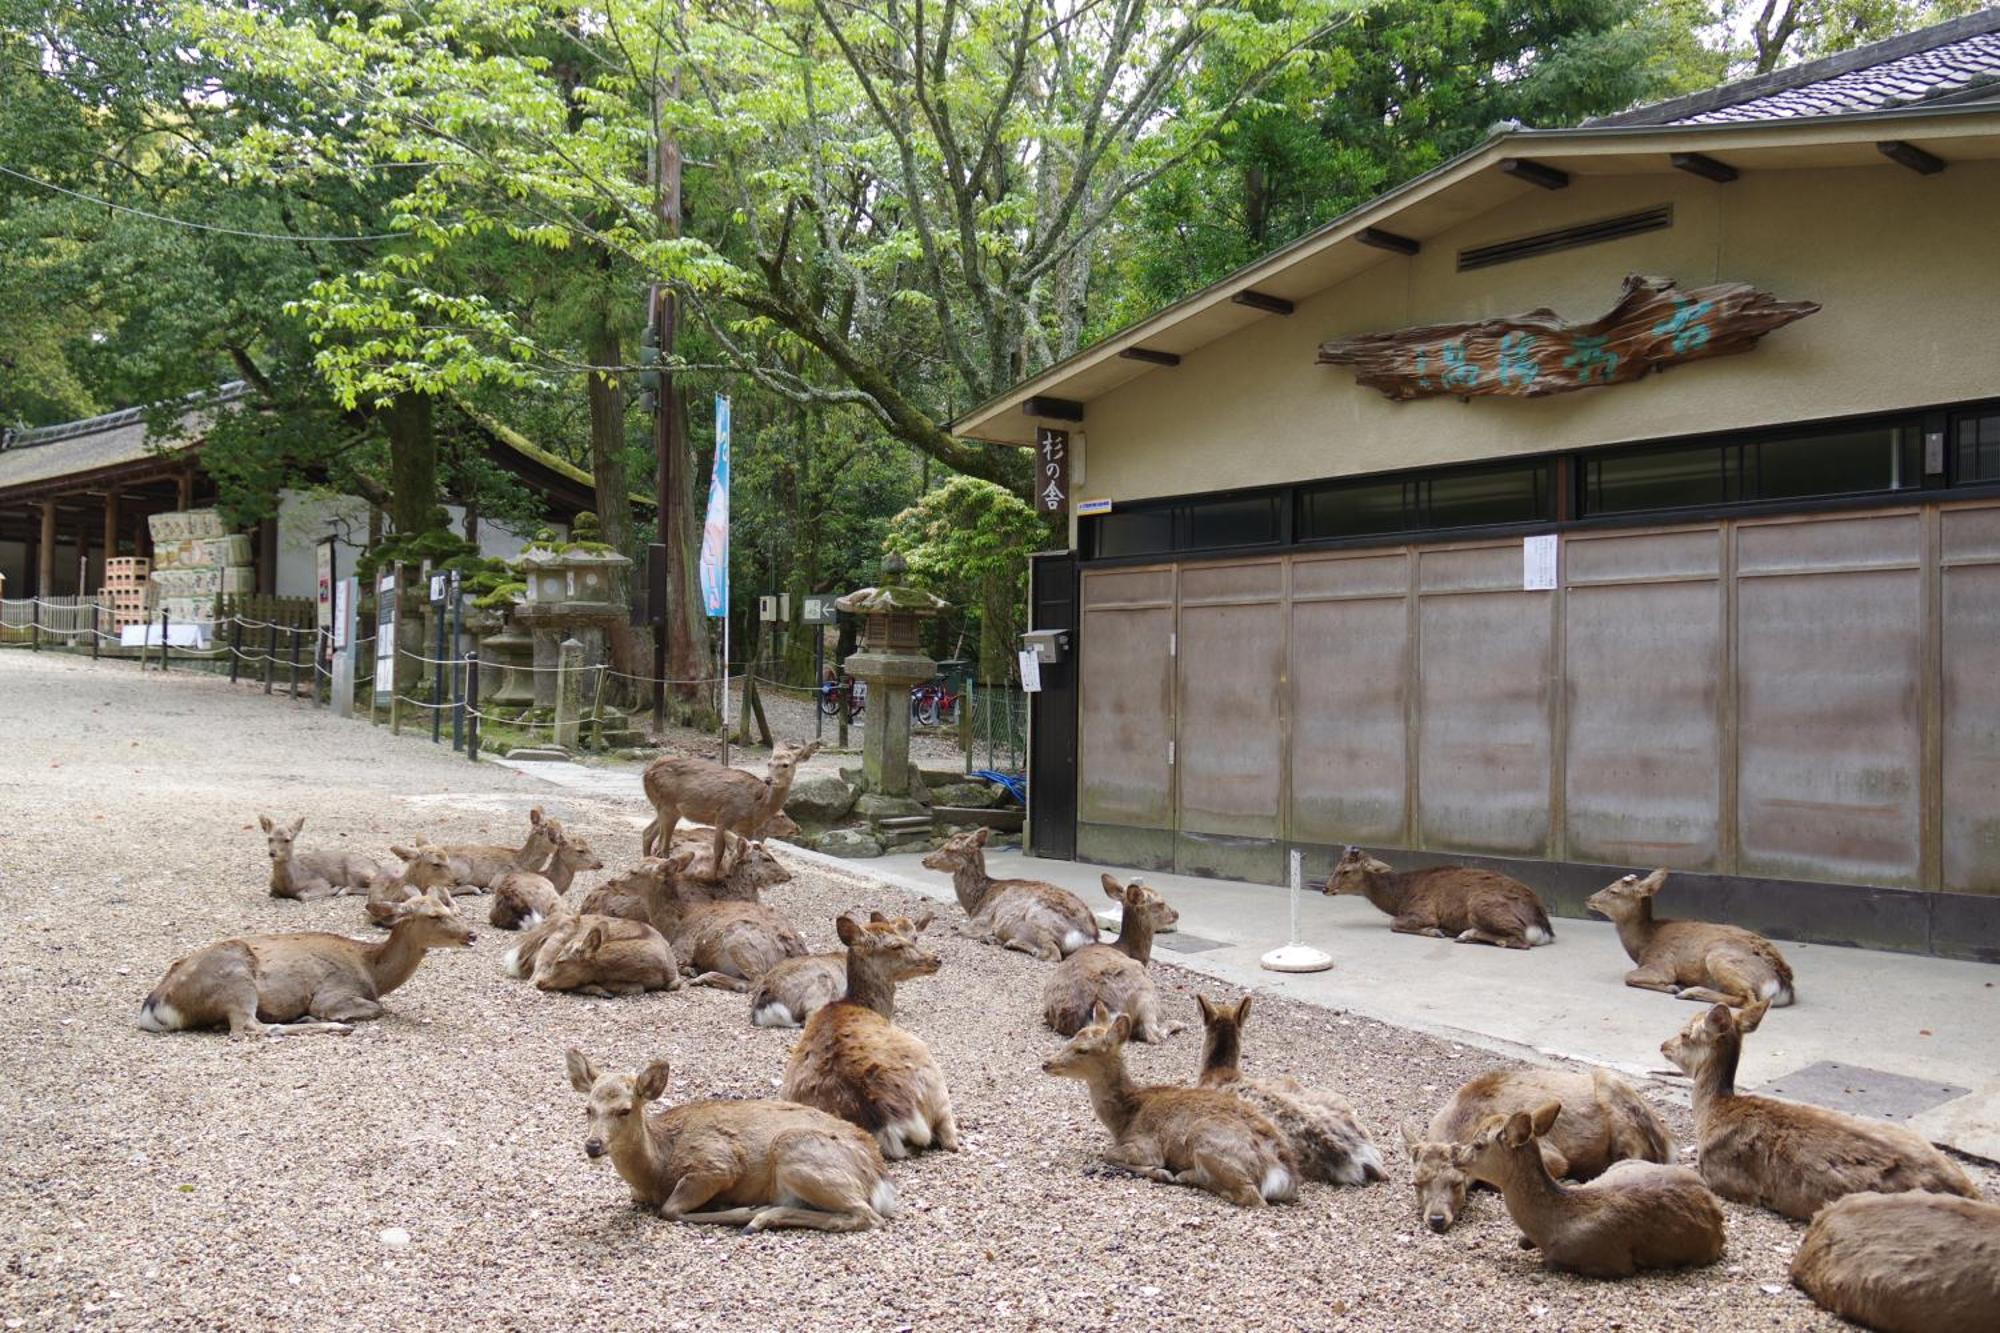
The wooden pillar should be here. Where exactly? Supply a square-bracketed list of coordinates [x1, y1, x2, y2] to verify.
[77, 505, 92, 594]
[176, 471, 193, 511]
[37, 500, 56, 598]
[257, 516, 278, 595]
[24, 507, 40, 598]
[103, 490, 121, 560]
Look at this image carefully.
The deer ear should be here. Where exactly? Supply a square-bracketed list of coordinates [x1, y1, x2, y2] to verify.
[258, 814, 274, 833]
[582, 924, 604, 951]
[1640, 868, 1668, 894]
[1450, 1142, 1477, 1167]
[391, 844, 418, 861]
[1501, 1111, 1534, 1149]
[288, 817, 305, 837]
[1703, 1004, 1734, 1035]
[1196, 994, 1217, 1022]
[801, 741, 821, 760]
[912, 911, 934, 933]
[1399, 1121, 1422, 1156]
[635, 1060, 671, 1102]
[1101, 873, 1125, 901]
[837, 915, 863, 946]
[1530, 1101, 1561, 1136]
[973, 827, 991, 846]
[1090, 1001, 1113, 1028]
[868, 910, 889, 923]
[427, 885, 453, 908]
[529, 807, 544, 827]
[565, 1048, 598, 1094]
[1109, 1014, 1133, 1044]
[1235, 994, 1252, 1025]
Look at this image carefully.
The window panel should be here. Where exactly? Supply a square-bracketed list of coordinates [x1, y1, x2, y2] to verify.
[1756, 427, 1898, 500]
[1091, 508, 1174, 559]
[1957, 412, 2000, 483]
[1426, 462, 1553, 529]
[1184, 494, 1280, 549]
[1297, 478, 1413, 540]
[1585, 444, 1732, 515]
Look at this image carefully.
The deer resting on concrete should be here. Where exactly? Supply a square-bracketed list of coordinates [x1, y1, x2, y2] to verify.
[1323, 846, 1553, 948]
[1043, 875, 1179, 1041]
[1196, 994, 1385, 1186]
[922, 827, 1099, 961]
[1791, 1190, 2000, 1333]
[258, 815, 385, 900]
[567, 1049, 896, 1232]
[1586, 868, 1794, 1008]
[138, 887, 474, 1037]
[1660, 1000, 1978, 1220]
[640, 741, 820, 876]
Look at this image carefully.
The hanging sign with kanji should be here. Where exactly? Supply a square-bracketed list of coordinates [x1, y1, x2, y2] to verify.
[1036, 427, 1070, 516]
[1316, 274, 1819, 402]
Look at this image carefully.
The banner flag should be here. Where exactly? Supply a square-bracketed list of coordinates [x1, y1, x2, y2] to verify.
[698, 395, 730, 619]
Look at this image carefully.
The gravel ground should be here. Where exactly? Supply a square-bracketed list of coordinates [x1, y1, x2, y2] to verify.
[1, 650, 1988, 1332]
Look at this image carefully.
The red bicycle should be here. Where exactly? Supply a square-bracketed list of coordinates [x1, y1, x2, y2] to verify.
[818, 674, 865, 720]
[910, 678, 962, 727]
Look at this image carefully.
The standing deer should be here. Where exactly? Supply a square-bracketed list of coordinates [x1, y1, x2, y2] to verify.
[1195, 994, 1385, 1186]
[750, 912, 930, 1028]
[1459, 1102, 1726, 1278]
[429, 807, 562, 892]
[1660, 1001, 1978, 1220]
[1043, 1004, 1298, 1209]
[364, 846, 460, 926]
[257, 815, 385, 900]
[514, 914, 681, 996]
[566, 1050, 896, 1231]
[1586, 869, 1794, 1008]
[1043, 876, 1178, 1040]
[490, 831, 604, 930]
[640, 741, 820, 876]
[1401, 1066, 1673, 1233]
[1791, 1191, 2000, 1333]
[921, 828, 1099, 961]
[1323, 846, 1553, 948]
[137, 886, 474, 1037]
[781, 914, 958, 1159]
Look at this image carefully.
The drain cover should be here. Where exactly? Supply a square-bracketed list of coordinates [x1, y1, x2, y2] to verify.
[1154, 933, 1228, 954]
[1760, 1062, 1969, 1122]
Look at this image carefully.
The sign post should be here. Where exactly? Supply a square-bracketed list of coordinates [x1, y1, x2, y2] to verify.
[330, 575, 358, 718]
[429, 572, 449, 744]
[1036, 427, 1069, 519]
[374, 570, 398, 726]
[1260, 849, 1334, 974]
[699, 395, 732, 764]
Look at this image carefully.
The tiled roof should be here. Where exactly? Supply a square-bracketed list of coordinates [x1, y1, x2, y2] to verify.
[0, 387, 240, 495]
[1592, 8, 2000, 127]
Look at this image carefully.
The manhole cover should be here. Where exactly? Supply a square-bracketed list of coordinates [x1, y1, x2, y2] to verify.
[1759, 1062, 1968, 1122]
[1154, 933, 1228, 954]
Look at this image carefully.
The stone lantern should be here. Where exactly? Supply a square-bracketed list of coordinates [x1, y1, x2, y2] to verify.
[836, 553, 948, 800]
[510, 547, 633, 707]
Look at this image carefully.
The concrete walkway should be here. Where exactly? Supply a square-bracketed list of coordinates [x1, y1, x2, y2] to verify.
[495, 754, 2000, 1162]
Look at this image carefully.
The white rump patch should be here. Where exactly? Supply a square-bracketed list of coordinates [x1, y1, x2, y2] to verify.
[1763, 978, 1794, 1005]
[1525, 925, 1552, 946]
[1261, 1164, 1297, 1201]
[136, 999, 181, 1033]
[871, 1178, 899, 1218]
[1061, 929, 1093, 953]
[502, 944, 527, 978]
[522, 909, 543, 928]
[1343, 1143, 1386, 1185]
[751, 1002, 795, 1028]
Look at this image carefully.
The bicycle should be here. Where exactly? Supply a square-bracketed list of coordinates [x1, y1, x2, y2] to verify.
[910, 677, 962, 727]
[818, 674, 866, 720]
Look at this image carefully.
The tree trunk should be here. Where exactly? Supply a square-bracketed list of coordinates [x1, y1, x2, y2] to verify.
[383, 393, 439, 538]
[666, 386, 710, 716]
[583, 298, 633, 563]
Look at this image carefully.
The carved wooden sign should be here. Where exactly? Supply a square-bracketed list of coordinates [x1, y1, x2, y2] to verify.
[1316, 274, 1819, 402]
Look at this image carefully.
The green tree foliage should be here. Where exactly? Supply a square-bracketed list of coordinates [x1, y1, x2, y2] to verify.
[887, 476, 1047, 684]
[1735, 0, 1985, 74]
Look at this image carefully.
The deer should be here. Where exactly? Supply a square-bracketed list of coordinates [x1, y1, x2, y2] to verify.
[671, 900, 812, 992]
[639, 741, 820, 878]
[665, 831, 795, 902]
[780, 914, 958, 1159]
[921, 827, 1099, 961]
[490, 831, 604, 931]
[1586, 868, 1795, 1008]
[519, 914, 681, 996]
[257, 815, 385, 901]
[137, 886, 474, 1038]
[1044, 1004, 1298, 1209]
[566, 1049, 896, 1231]
[363, 846, 461, 927]
[1401, 1066, 1673, 1233]
[1458, 1102, 1726, 1278]
[1043, 875, 1179, 1041]
[1791, 1191, 2000, 1333]
[427, 807, 563, 892]
[750, 912, 932, 1028]
[1195, 994, 1385, 1187]
[1323, 846, 1553, 948]
[1660, 1000, 1979, 1220]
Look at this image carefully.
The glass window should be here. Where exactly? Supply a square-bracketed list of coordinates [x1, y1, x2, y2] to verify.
[1184, 494, 1280, 549]
[1957, 412, 2000, 483]
[1584, 443, 1733, 515]
[1755, 427, 1899, 500]
[1426, 462, 1553, 529]
[1090, 507, 1173, 559]
[1297, 478, 1415, 540]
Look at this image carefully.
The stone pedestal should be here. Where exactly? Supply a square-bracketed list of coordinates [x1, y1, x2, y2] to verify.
[554, 637, 583, 750]
[476, 624, 536, 707]
[510, 548, 631, 709]
[843, 648, 936, 798]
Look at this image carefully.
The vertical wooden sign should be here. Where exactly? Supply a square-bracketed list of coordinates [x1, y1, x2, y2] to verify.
[1036, 427, 1070, 517]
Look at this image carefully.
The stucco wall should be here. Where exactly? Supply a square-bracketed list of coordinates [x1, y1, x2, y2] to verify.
[1078, 161, 2000, 511]
[273, 490, 542, 600]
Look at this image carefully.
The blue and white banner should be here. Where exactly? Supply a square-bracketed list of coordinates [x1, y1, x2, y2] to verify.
[698, 394, 730, 619]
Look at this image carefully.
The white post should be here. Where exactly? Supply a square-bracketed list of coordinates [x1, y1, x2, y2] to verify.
[1260, 848, 1334, 973]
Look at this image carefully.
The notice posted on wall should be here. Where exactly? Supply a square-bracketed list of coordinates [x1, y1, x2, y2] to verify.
[1523, 534, 1558, 591]
[1018, 649, 1043, 693]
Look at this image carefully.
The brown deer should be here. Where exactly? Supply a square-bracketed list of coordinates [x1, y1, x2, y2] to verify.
[749, 912, 931, 1028]
[137, 886, 474, 1037]
[1660, 1001, 1978, 1220]
[672, 901, 811, 991]
[666, 831, 795, 902]
[522, 914, 681, 996]
[489, 831, 604, 930]
[1459, 1102, 1726, 1278]
[257, 815, 385, 900]
[1402, 1066, 1673, 1232]
[566, 1049, 895, 1231]
[1195, 994, 1385, 1186]
[780, 914, 958, 1159]
[922, 827, 1099, 961]
[1043, 876, 1179, 1040]
[429, 807, 562, 892]
[1043, 1004, 1298, 1208]
[1586, 869, 1795, 1008]
[364, 846, 460, 926]
[1323, 846, 1553, 948]
[639, 741, 821, 876]
[1791, 1191, 2000, 1333]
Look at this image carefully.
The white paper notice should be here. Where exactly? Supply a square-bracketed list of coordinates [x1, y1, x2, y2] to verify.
[1523, 534, 1558, 591]
[1018, 649, 1043, 693]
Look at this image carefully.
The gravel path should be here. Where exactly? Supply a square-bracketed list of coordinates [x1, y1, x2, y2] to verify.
[1, 651, 1985, 1331]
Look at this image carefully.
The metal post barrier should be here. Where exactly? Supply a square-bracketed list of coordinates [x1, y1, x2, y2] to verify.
[431, 606, 445, 745]
[465, 652, 480, 762]
[29, 598, 39, 651]
[159, 611, 170, 671]
[449, 578, 463, 749]
[90, 601, 101, 661]
[390, 649, 403, 736]
[229, 618, 242, 684]
[288, 626, 302, 699]
[263, 624, 277, 694]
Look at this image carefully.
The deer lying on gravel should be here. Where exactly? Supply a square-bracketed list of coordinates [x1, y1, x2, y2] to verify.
[1791, 1191, 2000, 1333]
[665, 831, 795, 902]
[517, 914, 681, 996]
[672, 901, 811, 992]
[258, 815, 385, 900]
[1043, 876, 1178, 1041]
[781, 914, 958, 1159]
[365, 846, 460, 926]
[1324, 847, 1553, 948]
[1586, 869, 1794, 1008]
[1195, 994, 1385, 1186]
[490, 832, 604, 930]
[749, 912, 929, 1028]
[1044, 1004, 1298, 1208]
[640, 741, 820, 876]
[922, 828, 1099, 961]
[1661, 1000, 1978, 1219]
[1460, 1102, 1725, 1278]
[566, 1049, 895, 1231]
[138, 886, 474, 1037]
[1403, 1067, 1673, 1232]
[430, 807, 562, 892]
